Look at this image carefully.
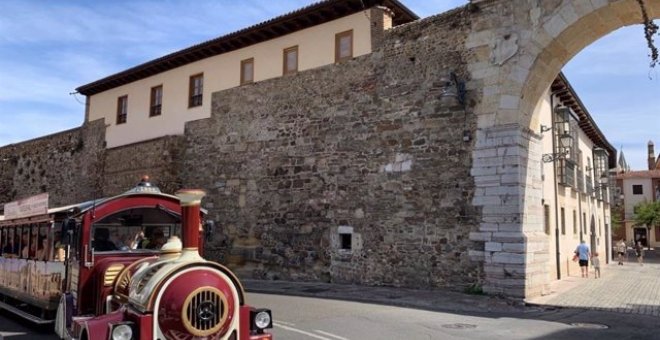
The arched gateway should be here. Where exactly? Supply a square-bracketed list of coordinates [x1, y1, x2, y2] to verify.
[2, 0, 658, 302]
[466, 0, 660, 297]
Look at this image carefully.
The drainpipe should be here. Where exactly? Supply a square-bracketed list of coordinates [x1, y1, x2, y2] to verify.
[578, 190, 584, 243]
[550, 96, 561, 280]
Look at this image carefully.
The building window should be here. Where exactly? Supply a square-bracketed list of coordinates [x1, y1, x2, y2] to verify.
[560, 208, 566, 235]
[241, 58, 254, 85]
[582, 212, 587, 234]
[573, 210, 577, 235]
[338, 226, 353, 251]
[189, 73, 203, 107]
[340, 233, 352, 250]
[335, 29, 353, 63]
[283, 46, 298, 75]
[633, 184, 643, 195]
[116, 95, 128, 124]
[544, 204, 551, 235]
[150, 85, 163, 117]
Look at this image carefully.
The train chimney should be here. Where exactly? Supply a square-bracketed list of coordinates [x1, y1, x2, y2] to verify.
[175, 189, 206, 251]
[649, 140, 655, 170]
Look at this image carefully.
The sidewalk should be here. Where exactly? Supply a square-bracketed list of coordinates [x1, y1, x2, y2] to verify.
[526, 259, 660, 317]
[243, 253, 660, 318]
[243, 279, 528, 315]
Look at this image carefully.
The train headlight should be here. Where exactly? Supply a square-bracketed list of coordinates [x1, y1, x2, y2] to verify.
[250, 308, 273, 332]
[111, 323, 134, 340]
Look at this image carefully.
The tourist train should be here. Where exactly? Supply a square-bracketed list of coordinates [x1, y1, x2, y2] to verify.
[0, 178, 273, 340]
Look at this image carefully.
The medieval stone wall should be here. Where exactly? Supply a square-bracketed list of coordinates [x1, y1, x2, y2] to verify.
[183, 8, 483, 289]
[0, 120, 183, 210]
[103, 135, 185, 196]
[0, 120, 105, 208]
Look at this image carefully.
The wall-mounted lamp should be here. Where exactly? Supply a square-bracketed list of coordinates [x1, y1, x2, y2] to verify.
[439, 71, 470, 142]
[589, 172, 609, 195]
[541, 128, 574, 163]
[541, 107, 574, 163]
[438, 71, 466, 108]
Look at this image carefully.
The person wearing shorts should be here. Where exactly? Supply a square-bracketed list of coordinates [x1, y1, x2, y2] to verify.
[575, 240, 591, 278]
[616, 239, 627, 265]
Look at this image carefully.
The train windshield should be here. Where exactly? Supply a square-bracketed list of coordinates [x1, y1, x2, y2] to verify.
[91, 207, 181, 252]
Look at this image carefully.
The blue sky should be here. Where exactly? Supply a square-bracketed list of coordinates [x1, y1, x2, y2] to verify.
[0, 0, 658, 170]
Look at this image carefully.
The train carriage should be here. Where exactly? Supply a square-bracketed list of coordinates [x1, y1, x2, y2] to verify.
[0, 178, 273, 340]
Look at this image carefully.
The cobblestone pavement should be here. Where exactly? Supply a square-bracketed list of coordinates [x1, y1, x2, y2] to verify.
[526, 253, 660, 317]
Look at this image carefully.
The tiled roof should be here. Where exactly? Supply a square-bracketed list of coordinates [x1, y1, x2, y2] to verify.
[76, 0, 418, 96]
[617, 169, 660, 179]
[551, 73, 617, 169]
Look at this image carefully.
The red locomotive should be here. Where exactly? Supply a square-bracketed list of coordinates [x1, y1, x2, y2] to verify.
[0, 178, 273, 339]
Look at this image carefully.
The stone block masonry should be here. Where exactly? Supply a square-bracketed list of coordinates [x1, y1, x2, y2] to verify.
[182, 8, 482, 289]
[103, 135, 185, 196]
[0, 120, 105, 208]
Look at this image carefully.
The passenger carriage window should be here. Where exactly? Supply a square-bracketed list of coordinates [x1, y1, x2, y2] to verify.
[2, 228, 18, 257]
[0, 229, 5, 256]
[90, 207, 181, 252]
[0, 229, 4, 256]
[36, 224, 49, 261]
[19, 226, 30, 259]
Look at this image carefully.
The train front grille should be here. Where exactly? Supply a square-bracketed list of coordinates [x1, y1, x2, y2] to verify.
[182, 287, 228, 337]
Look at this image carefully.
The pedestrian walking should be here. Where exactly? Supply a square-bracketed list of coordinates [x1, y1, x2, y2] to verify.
[635, 241, 644, 266]
[575, 240, 591, 278]
[592, 252, 601, 278]
[616, 239, 626, 265]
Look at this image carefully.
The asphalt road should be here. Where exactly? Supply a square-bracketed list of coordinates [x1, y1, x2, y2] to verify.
[250, 293, 660, 340]
[0, 311, 56, 340]
[2, 293, 659, 340]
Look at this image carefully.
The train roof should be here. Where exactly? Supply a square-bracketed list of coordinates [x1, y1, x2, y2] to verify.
[1, 179, 206, 224]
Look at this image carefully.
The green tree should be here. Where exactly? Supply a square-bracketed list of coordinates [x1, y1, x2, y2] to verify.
[633, 201, 660, 250]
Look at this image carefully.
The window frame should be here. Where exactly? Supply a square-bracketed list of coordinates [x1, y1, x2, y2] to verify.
[188, 73, 203, 108]
[632, 184, 644, 195]
[149, 85, 163, 117]
[240, 58, 254, 85]
[560, 207, 566, 235]
[335, 29, 353, 63]
[544, 204, 551, 235]
[283, 46, 299, 75]
[116, 95, 128, 125]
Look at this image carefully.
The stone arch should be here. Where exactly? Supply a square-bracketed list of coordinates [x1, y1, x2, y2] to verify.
[466, 0, 660, 298]
[520, 0, 660, 128]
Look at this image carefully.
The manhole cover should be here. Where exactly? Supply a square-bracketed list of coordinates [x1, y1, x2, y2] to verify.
[441, 323, 477, 329]
[570, 323, 609, 329]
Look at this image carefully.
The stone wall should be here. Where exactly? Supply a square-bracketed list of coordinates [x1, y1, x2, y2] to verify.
[103, 135, 185, 196]
[0, 120, 105, 208]
[183, 8, 483, 289]
[0, 120, 183, 210]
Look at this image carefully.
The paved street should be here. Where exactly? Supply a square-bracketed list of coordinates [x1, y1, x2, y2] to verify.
[5, 254, 660, 339]
[527, 252, 660, 317]
[251, 293, 660, 340]
[0, 311, 55, 339]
